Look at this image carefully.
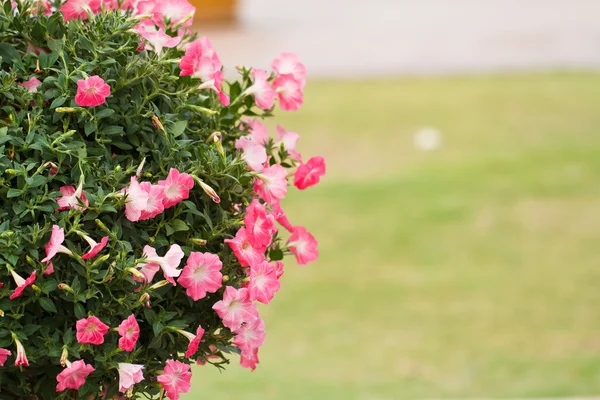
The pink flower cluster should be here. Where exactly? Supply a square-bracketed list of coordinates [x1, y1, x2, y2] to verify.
[122, 168, 194, 222]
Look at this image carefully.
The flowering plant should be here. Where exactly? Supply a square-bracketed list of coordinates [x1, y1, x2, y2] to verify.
[0, 1, 325, 399]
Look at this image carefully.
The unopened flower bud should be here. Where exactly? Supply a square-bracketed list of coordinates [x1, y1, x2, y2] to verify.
[114, 165, 121, 173]
[138, 292, 150, 304]
[0, 310, 4, 317]
[4, 169, 18, 175]
[149, 280, 170, 291]
[152, 115, 165, 133]
[58, 283, 74, 293]
[25, 255, 36, 267]
[190, 238, 207, 246]
[55, 107, 77, 113]
[60, 347, 69, 367]
[95, 219, 109, 232]
[136, 158, 146, 179]
[198, 180, 221, 204]
[222, 275, 229, 282]
[91, 254, 110, 267]
[128, 268, 145, 280]
[43, 162, 58, 176]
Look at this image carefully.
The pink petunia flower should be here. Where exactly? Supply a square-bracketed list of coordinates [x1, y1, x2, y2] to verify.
[117, 314, 140, 352]
[270, 200, 294, 232]
[248, 260, 281, 304]
[14, 338, 28, 367]
[43, 262, 54, 275]
[176, 325, 205, 358]
[153, 0, 195, 27]
[75, 75, 111, 107]
[41, 225, 72, 263]
[56, 360, 95, 392]
[56, 182, 89, 211]
[235, 138, 267, 171]
[19, 77, 42, 93]
[240, 348, 260, 371]
[273, 260, 284, 279]
[76, 316, 110, 345]
[122, 176, 150, 222]
[177, 252, 223, 301]
[158, 168, 194, 209]
[240, 118, 269, 145]
[60, 0, 101, 21]
[273, 74, 303, 111]
[245, 69, 276, 110]
[224, 227, 266, 268]
[157, 360, 192, 400]
[81, 234, 109, 260]
[9, 269, 36, 300]
[288, 226, 319, 265]
[232, 314, 265, 357]
[139, 182, 166, 221]
[118, 363, 145, 393]
[44, 161, 58, 176]
[141, 29, 181, 56]
[244, 200, 277, 249]
[253, 164, 288, 206]
[294, 156, 326, 190]
[272, 53, 307, 88]
[179, 37, 220, 81]
[212, 286, 258, 331]
[0, 349, 11, 366]
[276, 125, 301, 161]
[139, 244, 185, 285]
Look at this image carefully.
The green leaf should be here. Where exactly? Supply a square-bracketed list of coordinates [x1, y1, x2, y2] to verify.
[6, 189, 21, 198]
[22, 324, 41, 336]
[0, 43, 20, 65]
[50, 96, 66, 109]
[144, 308, 157, 324]
[26, 175, 46, 188]
[96, 108, 115, 119]
[169, 120, 188, 138]
[38, 298, 57, 313]
[171, 219, 189, 233]
[269, 248, 284, 261]
[152, 321, 163, 336]
[74, 303, 86, 319]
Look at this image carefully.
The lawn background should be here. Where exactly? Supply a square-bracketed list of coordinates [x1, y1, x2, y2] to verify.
[183, 72, 600, 399]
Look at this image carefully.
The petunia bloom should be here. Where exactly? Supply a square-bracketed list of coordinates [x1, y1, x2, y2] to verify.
[273, 74, 303, 111]
[19, 77, 42, 93]
[232, 314, 265, 357]
[153, 0, 195, 27]
[9, 269, 36, 300]
[81, 234, 109, 260]
[176, 325, 205, 358]
[270, 200, 294, 232]
[240, 348, 260, 371]
[41, 225, 72, 263]
[224, 227, 265, 268]
[138, 244, 184, 285]
[122, 176, 150, 222]
[288, 226, 319, 265]
[248, 260, 281, 304]
[158, 168, 194, 209]
[14, 338, 28, 367]
[245, 69, 276, 110]
[212, 286, 258, 331]
[244, 200, 277, 249]
[157, 360, 192, 400]
[56, 182, 89, 211]
[139, 182, 166, 221]
[76, 316, 110, 345]
[235, 138, 267, 171]
[141, 29, 181, 56]
[272, 52, 307, 87]
[118, 363, 145, 393]
[0, 349, 11, 366]
[177, 252, 223, 301]
[276, 125, 301, 161]
[117, 314, 140, 352]
[56, 360, 95, 392]
[294, 156, 326, 190]
[241, 118, 269, 145]
[60, 0, 101, 21]
[179, 37, 220, 80]
[253, 164, 288, 206]
[75, 75, 111, 107]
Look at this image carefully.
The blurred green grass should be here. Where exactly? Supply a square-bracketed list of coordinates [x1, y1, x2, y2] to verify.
[184, 72, 600, 399]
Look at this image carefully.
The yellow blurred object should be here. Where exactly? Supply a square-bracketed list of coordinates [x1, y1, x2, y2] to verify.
[189, 0, 237, 23]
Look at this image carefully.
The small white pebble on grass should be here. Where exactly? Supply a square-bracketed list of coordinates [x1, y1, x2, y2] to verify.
[414, 127, 442, 151]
